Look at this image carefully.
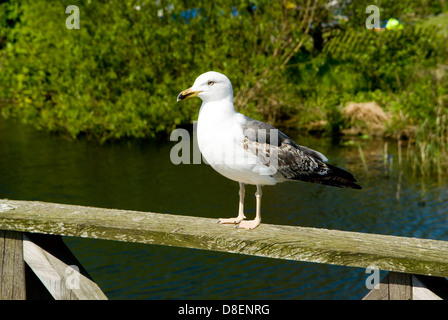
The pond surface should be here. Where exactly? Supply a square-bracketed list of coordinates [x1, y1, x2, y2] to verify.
[1, 117, 447, 299]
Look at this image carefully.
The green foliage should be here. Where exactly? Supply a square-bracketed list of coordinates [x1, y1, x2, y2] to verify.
[0, 0, 447, 157]
[0, 0, 328, 141]
[1, 0, 309, 140]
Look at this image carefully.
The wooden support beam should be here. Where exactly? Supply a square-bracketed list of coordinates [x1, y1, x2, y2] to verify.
[1, 199, 448, 278]
[412, 275, 448, 300]
[23, 233, 107, 300]
[362, 274, 389, 300]
[0, 230, 26, 300]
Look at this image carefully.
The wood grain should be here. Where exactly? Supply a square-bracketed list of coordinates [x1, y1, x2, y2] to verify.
[0, 230, 26, 300]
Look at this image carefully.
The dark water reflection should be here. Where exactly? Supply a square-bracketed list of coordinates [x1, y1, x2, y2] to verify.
[1, 117, 447, 299]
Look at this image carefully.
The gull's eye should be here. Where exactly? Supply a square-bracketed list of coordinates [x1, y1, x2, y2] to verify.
[208, 81, 214, 86]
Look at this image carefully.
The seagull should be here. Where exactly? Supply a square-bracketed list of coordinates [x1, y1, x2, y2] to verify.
[177, 71, 361, 230]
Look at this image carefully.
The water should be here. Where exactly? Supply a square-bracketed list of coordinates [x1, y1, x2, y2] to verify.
[1, 117, 447, 299]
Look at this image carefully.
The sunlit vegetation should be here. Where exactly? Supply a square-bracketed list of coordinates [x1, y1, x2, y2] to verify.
[0, 0, 447, 175]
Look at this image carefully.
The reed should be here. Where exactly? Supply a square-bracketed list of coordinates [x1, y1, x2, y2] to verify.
[357, 144, 369, 174]
[405, 105, 448, 178]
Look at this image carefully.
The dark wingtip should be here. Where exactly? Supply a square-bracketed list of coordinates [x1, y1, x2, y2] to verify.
[324, 164, 362, 189]
[310, 163, 362, 190]
[348, 182, 362, 190]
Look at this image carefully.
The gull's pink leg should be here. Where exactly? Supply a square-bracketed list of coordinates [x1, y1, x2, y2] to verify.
[237, 184, 262, 230]
[219, 182, 246, 224]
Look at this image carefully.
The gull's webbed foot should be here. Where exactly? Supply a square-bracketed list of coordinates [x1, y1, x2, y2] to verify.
[218, 216, 245, 224]
[237, 218, 261, 230]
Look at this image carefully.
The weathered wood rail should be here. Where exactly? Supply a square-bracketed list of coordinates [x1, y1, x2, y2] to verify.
[1, 199, 448, 300]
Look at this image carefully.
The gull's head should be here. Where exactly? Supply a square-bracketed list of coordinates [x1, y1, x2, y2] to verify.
[177, 71, 233, 103]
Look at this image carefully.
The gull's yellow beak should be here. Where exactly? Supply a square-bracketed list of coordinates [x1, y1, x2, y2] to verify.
[177, 88, 202, 102]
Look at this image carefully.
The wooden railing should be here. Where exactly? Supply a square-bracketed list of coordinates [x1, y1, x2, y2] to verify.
[1, 199, 448, 300]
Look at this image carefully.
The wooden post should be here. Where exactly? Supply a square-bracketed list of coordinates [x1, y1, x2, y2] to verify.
[0, 230, 26, 300]
[389, 272, 412, 300]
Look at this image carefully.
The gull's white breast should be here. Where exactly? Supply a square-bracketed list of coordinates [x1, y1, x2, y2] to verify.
[197, 102, 277, 186]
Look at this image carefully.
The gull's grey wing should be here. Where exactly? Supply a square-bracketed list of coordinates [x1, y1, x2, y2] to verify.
[241, 117, 328, 162]
[240, 116, 361, 189]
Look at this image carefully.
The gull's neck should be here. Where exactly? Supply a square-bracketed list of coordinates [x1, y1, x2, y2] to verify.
[196, 96, 237, 155]
[198, 96, 236, 125]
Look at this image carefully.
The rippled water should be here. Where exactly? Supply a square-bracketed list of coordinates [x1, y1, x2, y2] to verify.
[1, 117, 447, 299]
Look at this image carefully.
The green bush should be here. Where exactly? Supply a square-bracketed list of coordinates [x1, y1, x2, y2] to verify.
[0, 0, 447, 149]
[0, 0, 318, 141]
